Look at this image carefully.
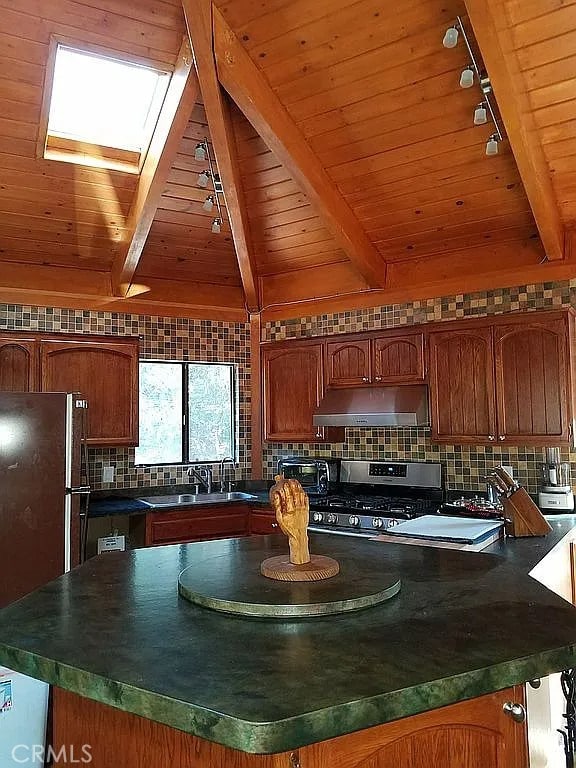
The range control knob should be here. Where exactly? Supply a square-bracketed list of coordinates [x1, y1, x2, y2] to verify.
[312, 511, 324, 523]
[327, 513, 338, 524]
[372, 517, 384, 529]
[387, 518, 399, 527]
[348, 515, 360, 526]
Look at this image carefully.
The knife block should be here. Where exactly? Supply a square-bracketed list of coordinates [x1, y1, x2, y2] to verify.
[501, 487, 552, 537]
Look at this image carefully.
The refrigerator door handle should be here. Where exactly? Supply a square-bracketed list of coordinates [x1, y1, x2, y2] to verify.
[66, 486, 91, 495]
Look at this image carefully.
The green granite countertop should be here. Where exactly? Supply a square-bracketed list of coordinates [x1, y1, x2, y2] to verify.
[2, 525, 576, 754]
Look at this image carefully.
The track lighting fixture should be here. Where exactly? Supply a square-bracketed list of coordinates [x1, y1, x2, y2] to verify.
[459, 66, 474, 88]
[197, 170, 210, 188]
[474, 103, 487, 125]
[442, 26, 459, 48]
[485, 134, 499, 156]
[211, 218, 222, 234]
[194, 142, 207, 161]
[202, 195, 214, 212]
[443, 16, 505, 156]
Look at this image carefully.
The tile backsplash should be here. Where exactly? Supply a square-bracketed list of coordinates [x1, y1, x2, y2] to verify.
[0, 304, 251, 491]
[262, 278, 576, 494]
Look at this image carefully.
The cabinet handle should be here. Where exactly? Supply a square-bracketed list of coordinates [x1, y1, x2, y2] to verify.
[499, 435, 505, 441]
[271, 523, 278, 528]
[488, 435, 495, 441]
[289, 753, 301, 768]
[315, 429, 323, 439]
[362, 377, 369, 382]
[374, 376, 382, 382]
[502, 701, 526, 723]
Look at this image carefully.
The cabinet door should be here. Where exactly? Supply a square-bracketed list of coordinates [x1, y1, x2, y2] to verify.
[0, 337, 38, 391]
[40, 339, 139, 446]
[263, 343, 330, 442]
[373, 332, 425, 383]
[301, 686, 528, 768]
[428, 327, 497, 443]
[145, 505, 248, 546]
[249, 507, 281, 535]
[495, 317, 570, 444]
[325, 339, 371, 387]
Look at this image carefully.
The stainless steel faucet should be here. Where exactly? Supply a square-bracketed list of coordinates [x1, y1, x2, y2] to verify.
[187, 465, 212, 493]
[219, 456, 235, 493]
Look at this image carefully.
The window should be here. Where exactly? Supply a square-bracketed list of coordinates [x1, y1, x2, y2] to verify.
[39, 41, 171, 173]
[135, 361, 236, 465]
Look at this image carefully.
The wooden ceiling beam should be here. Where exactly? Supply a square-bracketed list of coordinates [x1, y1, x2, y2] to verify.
[464, 0, 565, 261]
[111, 38, 200, 297]
[211, 5, 387, 289]
[182, 0, 260, 313]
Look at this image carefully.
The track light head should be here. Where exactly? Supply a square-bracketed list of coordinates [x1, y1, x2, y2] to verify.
[197, 170, 210, 188]
[459, 66, 474, 88]
[486, 134, 499, 156]
[194, 142, 207, 161]
[442, 26, 459, 48]
[202, 195, 214, 212]
[474, 103, 487, 125]
[211, 218, 222, 234]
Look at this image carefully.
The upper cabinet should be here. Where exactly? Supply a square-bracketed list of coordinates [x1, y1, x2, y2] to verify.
[0, 332, 139, 446]
[0, 336, 38, 392]
[262, 341, 343, 443]
[326, 331, 424, 388]
[427, 310, 575, 446]
[428, 327, 497, 443]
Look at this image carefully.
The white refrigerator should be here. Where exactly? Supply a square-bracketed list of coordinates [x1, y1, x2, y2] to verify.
[0, 668, 49, 767]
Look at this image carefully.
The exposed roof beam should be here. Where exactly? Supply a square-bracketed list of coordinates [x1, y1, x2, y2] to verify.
[111, 38, 200, 297]
[464, 0, 565, 261]
[182, 0, 259, 312]
[211, 5, 387, 289]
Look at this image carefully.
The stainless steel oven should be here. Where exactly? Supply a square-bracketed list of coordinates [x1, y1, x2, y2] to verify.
[277, 457, 339, 496]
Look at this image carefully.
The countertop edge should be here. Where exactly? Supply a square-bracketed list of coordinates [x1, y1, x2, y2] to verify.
[2, 639, 576, 753]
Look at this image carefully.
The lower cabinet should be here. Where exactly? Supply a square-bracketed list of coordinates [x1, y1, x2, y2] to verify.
[300, 686, 528, 768]
[249, 506, 281, 535]
[53, 685, 528, 768]
[145, 504, 249, 546]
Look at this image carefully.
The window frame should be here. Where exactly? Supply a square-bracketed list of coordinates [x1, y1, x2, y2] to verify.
[37, 36, 173, 174]
[135, 359, 237, 467]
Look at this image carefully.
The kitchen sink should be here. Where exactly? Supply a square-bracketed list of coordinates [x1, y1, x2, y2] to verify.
[138, 492, 257, 508]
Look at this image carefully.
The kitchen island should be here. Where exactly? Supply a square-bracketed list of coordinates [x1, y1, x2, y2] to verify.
[2, 524, 576, 766]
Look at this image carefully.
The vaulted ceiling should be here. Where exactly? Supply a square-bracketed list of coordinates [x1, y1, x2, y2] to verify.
[0, 0, 575, 321]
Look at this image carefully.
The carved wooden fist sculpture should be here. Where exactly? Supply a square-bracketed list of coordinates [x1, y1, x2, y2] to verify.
[269, 474, 310, 565]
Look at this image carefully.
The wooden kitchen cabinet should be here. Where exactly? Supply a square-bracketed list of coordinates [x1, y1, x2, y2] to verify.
[249, 506, 281, 535]
[262, 341, 344, 443]
[0, 331, 139, 446]
[300, 686, 528, 768]
[325, 330, 424, 387]
[428, 325, 497, 443]
[495, 315, 571, 444]
[428, 309, 576, 445]
[40, 336, 139, 446]
[0, 335, 38, 391]
[145, 504, 249, 546]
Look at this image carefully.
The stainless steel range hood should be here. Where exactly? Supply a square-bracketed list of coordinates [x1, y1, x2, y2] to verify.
[313, 385, 429, 427]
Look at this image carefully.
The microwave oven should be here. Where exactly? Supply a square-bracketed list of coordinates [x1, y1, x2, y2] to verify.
[277, 457, 340, 495]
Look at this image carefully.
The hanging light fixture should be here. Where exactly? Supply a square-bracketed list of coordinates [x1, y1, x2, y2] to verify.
[211, 218, 222, 234]
[459, 66, 474, 88]
[202, 195, 214, 212]
[442, 26, 459, 48]
[485, 134, 499, 156]
[474, 103, 487, 125]
[197, 170, 210, 188]
[194, 142, 207, 161]
[442, 16, 505, 156]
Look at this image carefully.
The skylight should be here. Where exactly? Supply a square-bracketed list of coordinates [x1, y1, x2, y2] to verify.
[45, 44, 171, 160]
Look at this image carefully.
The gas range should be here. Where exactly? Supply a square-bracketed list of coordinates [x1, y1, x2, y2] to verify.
[307, 460, 443, 538]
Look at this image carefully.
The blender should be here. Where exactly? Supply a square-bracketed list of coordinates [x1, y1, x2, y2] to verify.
[538, 447, 574, 511]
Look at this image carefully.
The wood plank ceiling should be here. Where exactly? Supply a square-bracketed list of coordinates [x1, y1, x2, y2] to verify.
[0, 0, 574, 319]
